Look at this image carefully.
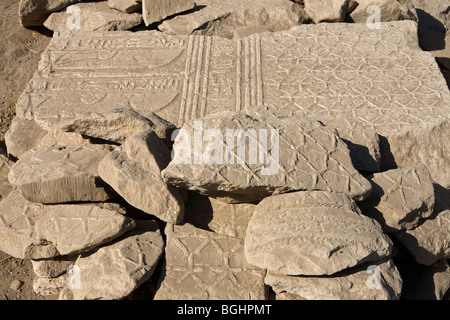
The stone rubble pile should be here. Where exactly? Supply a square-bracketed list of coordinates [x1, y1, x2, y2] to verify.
[0, 0, 448, 300]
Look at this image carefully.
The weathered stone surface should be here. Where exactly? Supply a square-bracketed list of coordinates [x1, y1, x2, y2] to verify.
[244, 191, 393, 275]
[98, 130, 185, 224]
[142, 0, 195, 26]
[36, 127, 91, 148]
[183, 191, 256, 239]
[33, 274, 68, 296]
[5, 118, 47, 159]
[70, 220, 164, 300]
[16, 22, 450, 146]
[154, 223, 267, 300]
[359, 164, 435, 232]
[265, 258, 402, 300]
[159, 0, 307, 38]
[304, 0, 350, 23]
[44, 2, 143, 32]
[162, 111, 372, 203]
[58, 108, 176, 145]
[8, 144, 115, 204]
[0, 189, 135, 259]
[108, 0, 142, 13]
[18, 0, 82, 27]
[393, 209, 450, 266]
[31, 255, 78, 278]
[232, 25, 270, 40]
[350, 0, 417, 23]
[0, 154, 14, 200]
[381, 119, 450, 189]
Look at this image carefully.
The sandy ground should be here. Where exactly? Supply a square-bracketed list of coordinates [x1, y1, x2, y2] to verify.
[0, 0, 449, 300]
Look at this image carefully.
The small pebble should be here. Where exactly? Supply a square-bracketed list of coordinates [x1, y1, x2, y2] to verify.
[10, 280, 23, 291]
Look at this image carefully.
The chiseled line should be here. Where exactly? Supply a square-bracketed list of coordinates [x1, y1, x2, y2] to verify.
[184, 35, 199, 125]
[236, 39, 242, 112]
[250, 36, 257, 106]
[256, 33, 264, 107]
[179, 35, 195, 126]
[200, 36, 212, 117]
[191, 35, 205, 120]
[244, 37, 251, 110]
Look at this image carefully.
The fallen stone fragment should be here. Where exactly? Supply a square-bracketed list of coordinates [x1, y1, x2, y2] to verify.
[31, 255, 78, 278]
[98, 130, 185, 224]
[244, 191, 393, 275]
[162, 111, 372, 203]
[5, 118, 47, 159]
[350, 0, 417, 23]
[154, 223, 267, 300]
[183, 192, 256, 239]
[142, 0, 195, 26]
[381, 119, 450, 189]
[8, 144, 115, 204]
[69, 220, 164, 300]
[18, 0, 82, 27]
[159, 0, 308, 38]
[58, 108, 176, 145]
[0, 155, 14, 200]
[266, 258, 402, 300]
[44, 2, 143, 32]
[359, 164, 435, 232]
[393, 209, 450, 266]
[0, 189, 135, 259]
[36, 127, 91, 148]
[304, 0, 350, 23]
[108, 0, 142, 13]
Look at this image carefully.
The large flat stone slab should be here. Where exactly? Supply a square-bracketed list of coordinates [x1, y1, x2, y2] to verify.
[154, 223, 267, 300]
[16, 22, 449, 141]
[244, 191, 393, 275]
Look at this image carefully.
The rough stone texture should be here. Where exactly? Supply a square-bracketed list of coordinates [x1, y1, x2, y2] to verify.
[58, 108, 176, 145]
[0, 154, 14, 200]
[232, 25, 270, 40]
[159, 0, 307, 38]
[154, 223, 267, 300]
[244, 191, 393, 275]
[359, 164, 435, 232]
[304, 0, 350, 23]
[265, 258, 402, 300]
[393, 209, 450, 266]
[381, 119, 450, 189]
[44, 2, 143, 32]
[8, 144, 115, 204]
[31, 255, 78, 278]
[108, 0, 142, 13]
[162, 111, 372, 203]
[142, 0, 195, 26]
[5, 118, 47, 159]
[98, 130, 185, 224]
[0, 189, 135, 259]
[350, 0, 417, 23]
[33, 274, 69, 296]
[69, 220, 164, 300]
[16, 22, 450, 147]
[183, 191, 256, 239]
[36, 127, 91, 148]
[18, 0, 83, 27]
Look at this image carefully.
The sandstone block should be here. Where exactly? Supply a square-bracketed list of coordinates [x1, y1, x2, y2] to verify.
[142, 0, 195, 26]
[304, 0, 350, 23]
[350, 0, 417, 23]
[108, 0, 142, 13]
[5, 118, 47, 159]
[18, 0, 82, 27]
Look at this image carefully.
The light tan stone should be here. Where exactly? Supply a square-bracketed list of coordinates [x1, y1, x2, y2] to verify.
[142, 0, 195, 26]
[18, 0, 82, 27]
[162, 111, 372, 203]
[154, 223, 267, 300]
[304, 0, 350, 23]
[108, 0, 142, 13]
[98, 130, 185, 224]
[350, 0, 417, 23]
[8, 144, 115, 204]
[265, 258, 402, 300]
[0, 154, 14, 200]
[5, 118, 47, 159]
[36, 127, 91, 148]
[31, 255, 78, 278]
[244, 191, 393, 275]
[44, 2, 143, 32]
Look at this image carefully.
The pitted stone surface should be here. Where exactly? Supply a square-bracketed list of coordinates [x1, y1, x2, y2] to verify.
[8, 144, 115, 204]
[0, 189, 135, 259]
[162, 111, 372, 203]
[154, 223, 267, 300]
[244, 191, 393, 275]
[265, 258, 403, 300]
[16, 22, 450, 141]
[159, 0, 307, 38]
[44, 2, 143, 32]
[98, 129, 185, 224]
